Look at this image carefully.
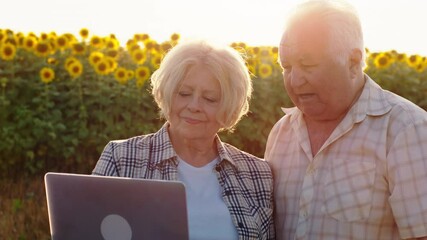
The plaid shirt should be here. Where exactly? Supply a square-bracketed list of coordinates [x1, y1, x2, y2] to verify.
[265, 75, 427, 240]
[93, 123, 275, 240]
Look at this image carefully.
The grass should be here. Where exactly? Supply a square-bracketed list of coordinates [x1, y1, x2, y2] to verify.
[0, 176, 51, 240]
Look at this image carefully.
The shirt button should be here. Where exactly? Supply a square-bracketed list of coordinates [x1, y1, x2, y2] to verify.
[306, 164, 316, 175]
[301, 210, 308, 218]
[224, 190, 232, 196]
[238, 222, 244, 228]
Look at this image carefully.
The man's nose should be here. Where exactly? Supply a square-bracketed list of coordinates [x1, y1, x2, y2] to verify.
[288, 67, 306, 88]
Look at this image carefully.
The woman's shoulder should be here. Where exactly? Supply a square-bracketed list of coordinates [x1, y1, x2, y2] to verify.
[221, 142, 270, 170]
[108, 134, 152, 147]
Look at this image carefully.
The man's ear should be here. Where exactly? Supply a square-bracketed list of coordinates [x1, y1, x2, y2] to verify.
[349, 48, 363, 76]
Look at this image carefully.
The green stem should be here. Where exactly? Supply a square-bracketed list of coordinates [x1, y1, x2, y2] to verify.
[76, 77, 87, 120]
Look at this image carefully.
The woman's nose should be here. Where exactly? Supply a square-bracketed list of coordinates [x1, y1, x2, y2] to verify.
[187, 96, 201, 112]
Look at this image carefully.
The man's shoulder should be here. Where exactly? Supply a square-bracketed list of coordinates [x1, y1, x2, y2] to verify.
[383, 90, 427, 124]
[366, 76, 426, 122]
[269, 110, 295, 135]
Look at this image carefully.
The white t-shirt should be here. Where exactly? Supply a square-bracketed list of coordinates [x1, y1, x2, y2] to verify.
[177, 157, 238, 240]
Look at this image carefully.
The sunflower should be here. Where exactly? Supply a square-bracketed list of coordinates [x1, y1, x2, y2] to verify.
[258, 63, 273, 79]
[259, 47, 272, 59]
[127, 70, 135, 79]
[88, 51, 104, 66]
[56, 35, 69, 50]
[271, 47, 279, 61]
[135, 33, 150, 42]
[65, 56, 79, 69]
[39, 67, 55, 83]
[131, 49, 147, 64]
[64, 33, 77, 43]
[28, 32, 37, 38]
[133, 34, 142, 42]
[396, 53, 407, 62]
[247, 64, 256, 77]
[40, 32, 48, 41]
[406, 54, 421, 68]
[105, 56, 117, 73]
[4, 36, 18, 46]
[141, 34, 150, 41]
[135, 66, 151, 87]
[47, 57, 58, 65]
[129, 44, 141, 52]
[374, 52, 393, 69]
[246, 57, 259, 68]
[0, 42, 16, 61]
[0, 31, 5, 42]
[105, 37, 119, 50]
[126, 39, 138, 51]
[170, 33, 180, 42]
[144, 40, 157, 52]
[414, 57, 427, 72]
[369, 52, 379, 59]
[160, 41, 173, 54]
[248, 47, 260, 56]
[238, 42, 247, 49]
[150, 54, 162, 69]
[114, 67, 129, 84]
[79, 28, 89, 39]
[16, 33, 25, 47]
[230, 42, 246, 54]
[35, 40, 51, 57]
[72, 43, 85, 55]
[94, 58, 110, 75]
[67, 60, 83, 78]
[133, 33, 150, 42]
[271, 47, 279, 55]
[90, 36, 104, 49]
[106, 49, 119, 59]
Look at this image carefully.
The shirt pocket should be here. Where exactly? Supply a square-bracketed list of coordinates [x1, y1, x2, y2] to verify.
[322, 161, 376, 222]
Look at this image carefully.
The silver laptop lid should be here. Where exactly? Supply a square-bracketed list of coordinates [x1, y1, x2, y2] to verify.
[45, 172, 188, 240]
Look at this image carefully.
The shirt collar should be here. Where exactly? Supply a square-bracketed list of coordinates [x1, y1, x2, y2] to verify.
[281, 74, 392, 123]
[347, 74, 392, 123]
[148, 122, 237, 168]
[148, 123, 177, 166]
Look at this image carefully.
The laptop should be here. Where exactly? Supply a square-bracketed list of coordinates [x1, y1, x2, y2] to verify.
[44, 172, 189, 240]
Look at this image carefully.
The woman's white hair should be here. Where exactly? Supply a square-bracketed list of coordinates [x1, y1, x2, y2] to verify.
[282, 0, 366, 69]
[150, 39, 252, 132]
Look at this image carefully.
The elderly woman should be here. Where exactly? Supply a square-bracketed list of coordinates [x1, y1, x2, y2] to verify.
[92, 40, 274, 240]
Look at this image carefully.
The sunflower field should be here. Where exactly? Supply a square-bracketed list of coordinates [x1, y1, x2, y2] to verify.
[1, 28, 427, 179]
[1, 27, 427, 239]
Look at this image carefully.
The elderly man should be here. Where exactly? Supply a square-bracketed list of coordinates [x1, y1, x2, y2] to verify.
[265, 0, 427, 239]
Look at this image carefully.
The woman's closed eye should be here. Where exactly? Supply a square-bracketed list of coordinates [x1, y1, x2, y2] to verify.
[204, 97, 218, 103]
[178, 91, 191, 97]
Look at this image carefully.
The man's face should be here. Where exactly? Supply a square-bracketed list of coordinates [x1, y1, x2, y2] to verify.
[279, 23, 358, 122]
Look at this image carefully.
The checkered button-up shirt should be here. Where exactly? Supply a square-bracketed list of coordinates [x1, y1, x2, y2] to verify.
[93, 123, 275, 240]
[265, 75, 427, 240]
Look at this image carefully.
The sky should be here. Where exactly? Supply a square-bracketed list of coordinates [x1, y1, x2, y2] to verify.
[2, 0, 427, 56]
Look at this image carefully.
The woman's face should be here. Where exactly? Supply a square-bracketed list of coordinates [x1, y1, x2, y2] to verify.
[168, 63, 222, 141]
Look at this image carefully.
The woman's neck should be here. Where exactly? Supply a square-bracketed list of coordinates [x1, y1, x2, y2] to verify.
[169, 130, 218, 167]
